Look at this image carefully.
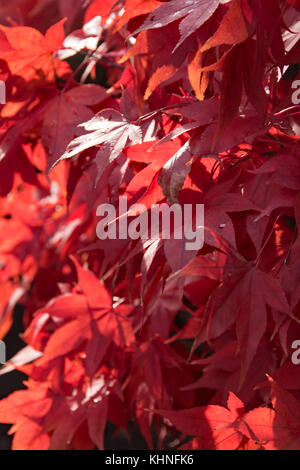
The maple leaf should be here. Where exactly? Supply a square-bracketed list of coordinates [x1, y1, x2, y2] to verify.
[40, 257, 134, 376]
[133, 0, 230, 50]
[156, 98, 219, 202]
[239, 377, 300, 449]
[202, 175, 257, 249]
[158, 140, 192, 205]
[120, 26, 181, 101]
[182, 340, 275, 407]
[200, 0, 249, 52]
[0, 97, 56, 163]
[42, 84, 108, 171]
[198, 264, 293, 385]
[48, 379, 110, 450]
[0, 0, 300, 452]
[116, 0, 161, 30]
[56, 108, 143, 178]
[155, 391, 247, 450]
[0, 386, 51, 450]
[85, 0, 119, 25]
[0, 19, 66, 79]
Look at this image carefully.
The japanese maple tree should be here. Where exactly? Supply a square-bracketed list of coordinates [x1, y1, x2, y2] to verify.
[0, 0, 300, 450]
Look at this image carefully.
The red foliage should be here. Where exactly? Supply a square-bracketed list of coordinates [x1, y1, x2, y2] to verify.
[0, 0, 300, 450]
